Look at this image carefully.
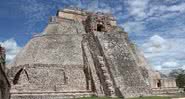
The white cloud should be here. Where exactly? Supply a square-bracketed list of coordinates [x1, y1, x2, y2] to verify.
[160, 61, 182, 74]
[140, 35, 185, 73]
[0, 39, 21, 63]
[166, 3, 185, 13]
[153, 65, 162, 71]
[126, 0, 149, 20]
[182, 65, 185, 70]
[121, 21, 146, 34]
[124, 0, 185, 26]
[147, 3, 185, 20]
[121, 0, 185, 40]
[142, 35, 170, 53]
[162, 61, 180, 68]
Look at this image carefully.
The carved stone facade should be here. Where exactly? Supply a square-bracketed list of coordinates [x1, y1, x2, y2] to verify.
[0, 45, 10, 99]
[84, 13, 114, 33]
[8, 8, 177, 99]
[150, 71, 178, 94]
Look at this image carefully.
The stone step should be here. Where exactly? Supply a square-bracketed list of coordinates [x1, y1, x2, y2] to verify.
[11, 91, 95, 99]
[96, 55, 116, 96]
[97, 55, 116, 97]
[152, 88, 180, 94]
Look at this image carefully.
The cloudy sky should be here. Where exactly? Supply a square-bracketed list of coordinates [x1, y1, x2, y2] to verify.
[0, 0, 185, 73]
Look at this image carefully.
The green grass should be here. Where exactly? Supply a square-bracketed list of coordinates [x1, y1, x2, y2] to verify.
[128, 96, 171, 99]
[77, 96, 171, 99]
[77, 96, 121, 99]
[77, 92, 185, 99]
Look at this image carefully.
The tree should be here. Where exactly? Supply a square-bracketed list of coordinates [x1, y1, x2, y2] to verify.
[169, 69, 185, 88]
[176, 73, 185, 88]
[169, 69, 185, 78]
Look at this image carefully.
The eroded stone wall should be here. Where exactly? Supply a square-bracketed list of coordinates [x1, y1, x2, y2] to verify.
[0, 46, 10, 99]
[9, 64, 87, 93]
[9, 18, 93, 99]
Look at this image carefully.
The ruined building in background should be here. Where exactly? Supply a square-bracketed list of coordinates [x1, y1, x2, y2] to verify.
[0, 45, 10, 99]
[7, 8, 177, 99]
[150, 71, 178, 94]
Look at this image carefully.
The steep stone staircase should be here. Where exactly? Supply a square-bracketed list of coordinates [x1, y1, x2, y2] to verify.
[85, 31, 116, 97]
[97, 55, 115, 97]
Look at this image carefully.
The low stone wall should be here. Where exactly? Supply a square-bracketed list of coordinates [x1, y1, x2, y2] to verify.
[152, 87, 180, 95]
[11, 91, 94, 99]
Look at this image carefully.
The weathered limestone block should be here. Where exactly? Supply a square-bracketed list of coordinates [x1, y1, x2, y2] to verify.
[9, 64, 87, 92]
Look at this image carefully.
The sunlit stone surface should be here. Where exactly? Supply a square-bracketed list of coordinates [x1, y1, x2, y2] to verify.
[8, 8, 177, 99]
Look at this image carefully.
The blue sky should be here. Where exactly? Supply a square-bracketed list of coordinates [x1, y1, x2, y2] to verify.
[1, 0, 185, 73]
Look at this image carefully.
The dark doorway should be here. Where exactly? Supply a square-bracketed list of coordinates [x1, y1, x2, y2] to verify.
[97, 24, 105, 32]
[157, 79, 161, 88]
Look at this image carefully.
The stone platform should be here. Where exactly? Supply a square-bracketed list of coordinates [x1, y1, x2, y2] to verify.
[152, 88, 180, 95]
[11, 91, 94, 99]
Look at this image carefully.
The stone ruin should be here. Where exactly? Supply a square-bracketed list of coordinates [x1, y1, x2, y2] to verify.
[150, 71, 179, 94]
[0, 45, 10, 99]
[7, 8, 177, 99]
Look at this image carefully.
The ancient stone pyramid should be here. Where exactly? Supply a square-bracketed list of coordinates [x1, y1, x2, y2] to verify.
[8, 8, 152, 99]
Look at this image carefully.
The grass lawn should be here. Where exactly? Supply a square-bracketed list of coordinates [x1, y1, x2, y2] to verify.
[77, 97, 120, 99]
[128, 96, 171, 99]
[77, 97, 121, 99]
[77, 96, 171, 99]
[77, 92, 185, 99]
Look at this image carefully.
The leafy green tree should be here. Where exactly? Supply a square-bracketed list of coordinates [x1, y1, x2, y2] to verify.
[169, 69, 185, 88]
[176, 73, 185, 88]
